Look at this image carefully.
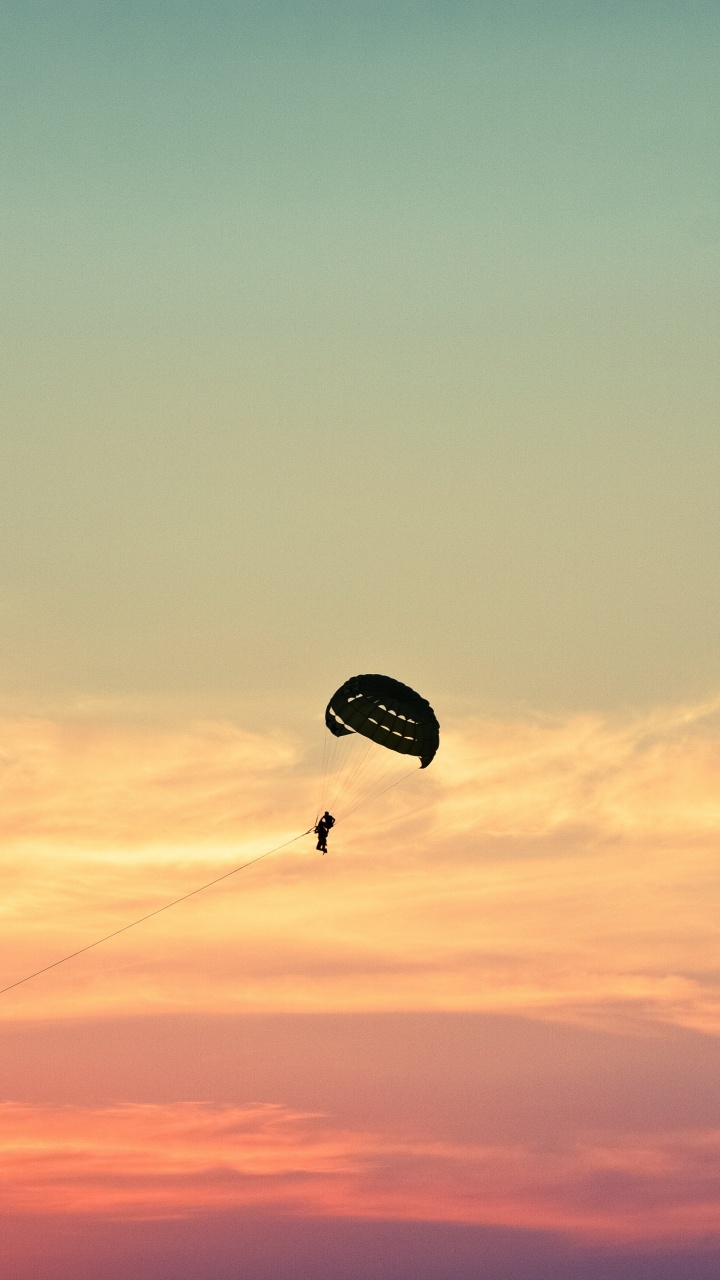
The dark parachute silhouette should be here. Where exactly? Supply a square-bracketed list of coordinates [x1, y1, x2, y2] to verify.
[318, 674, 439, 824]
[325, 674, 439, 768]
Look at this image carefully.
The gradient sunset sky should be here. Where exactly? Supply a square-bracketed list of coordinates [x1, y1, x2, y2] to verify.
[2, 2, 720, 1278]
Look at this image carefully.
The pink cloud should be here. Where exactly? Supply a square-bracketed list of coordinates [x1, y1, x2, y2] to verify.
[0, 1100, 719, 1245]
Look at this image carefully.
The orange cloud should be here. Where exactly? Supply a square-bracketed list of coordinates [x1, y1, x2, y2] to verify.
[0, 698, 719, 1032]
[0, 714, 299, 844]
[435, 697, 720, 840]
[0, 1101, 718, 1245]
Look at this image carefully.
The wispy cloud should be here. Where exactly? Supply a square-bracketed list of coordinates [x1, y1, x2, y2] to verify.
[0, 699, 718, 1030]
[0, 1101, 719, 1245]
[435, 697, 720, 841]
[0, 715, 299, 844]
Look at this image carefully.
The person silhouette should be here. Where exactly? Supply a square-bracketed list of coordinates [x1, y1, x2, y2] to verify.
[315, 811, 335, 854]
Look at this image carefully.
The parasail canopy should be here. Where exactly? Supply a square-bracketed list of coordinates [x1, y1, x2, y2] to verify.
[325, 674, 440, 769]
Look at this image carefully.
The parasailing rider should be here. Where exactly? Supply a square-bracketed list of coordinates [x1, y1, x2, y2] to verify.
[315, 811, 335, 854]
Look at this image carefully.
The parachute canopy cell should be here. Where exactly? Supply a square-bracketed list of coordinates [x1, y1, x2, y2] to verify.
[325, 674, 440, 768]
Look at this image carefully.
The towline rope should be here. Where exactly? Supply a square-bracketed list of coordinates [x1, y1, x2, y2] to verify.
[0, 827, 315, 998]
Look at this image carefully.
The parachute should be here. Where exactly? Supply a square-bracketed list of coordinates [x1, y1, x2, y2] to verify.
[325, 674, 439, 767]
[318, 674, 439, 821]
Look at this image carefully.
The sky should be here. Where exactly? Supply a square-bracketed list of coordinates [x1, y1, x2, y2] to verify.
[1, 2, 719, 1277]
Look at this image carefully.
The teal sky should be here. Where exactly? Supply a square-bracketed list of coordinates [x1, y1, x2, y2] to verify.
[2, 0, 719, 715]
